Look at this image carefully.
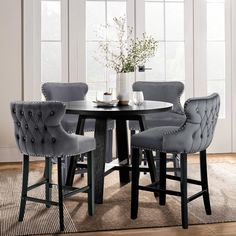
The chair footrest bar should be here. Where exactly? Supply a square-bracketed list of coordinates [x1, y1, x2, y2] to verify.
[188, 190, 207, 203]
[27, 180, 47, 191]
[25, 196, 59, 206]
[64, 186, 90, 198]
[166, 174, 202, 185]
[138, 185, 181, 196]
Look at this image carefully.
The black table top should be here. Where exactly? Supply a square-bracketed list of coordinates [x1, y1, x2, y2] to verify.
[65, 100, 173, 119]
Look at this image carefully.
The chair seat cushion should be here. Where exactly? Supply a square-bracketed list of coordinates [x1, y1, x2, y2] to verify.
[131, 126, 179, 150]
[129, 111, 186, 130]
[61, 114, 114, 133]
[65, 134, 96, 156]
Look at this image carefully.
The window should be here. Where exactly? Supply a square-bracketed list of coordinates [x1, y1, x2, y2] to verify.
[206, 0, 225, 118]
[41, 0, 62, 83]
[86, 0, 127, 99]
[144, 0, 185, 85]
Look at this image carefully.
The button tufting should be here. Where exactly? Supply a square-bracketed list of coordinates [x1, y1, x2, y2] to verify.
[22, 136, 26, 142]
[41, 138, 45, 144]
[25, 124, 28, 129]
[31, 138, 35, 143]
[38, 112, 42, 117]
[16, 134, 19, 139]
[17, 122, 21, 127]
[28, 111, 32, 117]
[12, 109, 16, 114]
[20, 110, 24, 115]
[44, 126, 47, 131]
[196, 108, 199, 112]
[50, 111, 55, 116]
[52, 137, 56, 143]
[35, 126, 39, 131]
[200, 134, 203, 138]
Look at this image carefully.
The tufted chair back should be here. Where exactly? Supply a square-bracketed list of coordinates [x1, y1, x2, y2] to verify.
[42, 82, 88, 102]
[133, 81, 184, 114]
[163, 93, 220, 154]
[10, 101, 79, 157]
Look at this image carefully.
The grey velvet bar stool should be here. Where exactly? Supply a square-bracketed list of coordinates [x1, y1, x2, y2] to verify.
[129, 81, 186, 174]
[131, 93, 220, 229]
[42, 82, 114, 181]
[10, 101, 95, 231]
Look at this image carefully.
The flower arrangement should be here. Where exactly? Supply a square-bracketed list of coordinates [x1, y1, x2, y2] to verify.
[96, 17, 158, 73]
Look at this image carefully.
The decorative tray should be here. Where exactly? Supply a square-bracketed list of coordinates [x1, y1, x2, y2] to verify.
[93, 100, 119, 107]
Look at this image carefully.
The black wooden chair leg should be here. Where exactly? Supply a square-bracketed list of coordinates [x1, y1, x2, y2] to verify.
[131, 148, 140, 219]
[19, 155, 29, 222]
[159, 152, 166, 205]
[45, 157, 52, 208]
[106, 129, 113, 163]
[200, 150, 212, 215]
[87, 151, 95, 216]
[173, 154, 181, 177]
[66, 156, 77, 186]
[180, 153, 188, 229]
[57, 157, 64, 231]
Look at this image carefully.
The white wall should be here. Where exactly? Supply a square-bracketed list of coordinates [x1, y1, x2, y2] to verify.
[0, 0, 22, 162]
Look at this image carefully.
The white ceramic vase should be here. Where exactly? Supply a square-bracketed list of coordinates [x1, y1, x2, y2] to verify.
[116, 72, 131, 105]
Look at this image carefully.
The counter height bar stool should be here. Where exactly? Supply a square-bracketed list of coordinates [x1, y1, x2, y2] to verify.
[131, 93, 220, 228]
[42, 82, 114, 181]
[10, 101, 96, 231]
[129, 81, 186, 175]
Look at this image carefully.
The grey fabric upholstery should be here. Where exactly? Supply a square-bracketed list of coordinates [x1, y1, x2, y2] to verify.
[42, 82, 114, 132]
[11, 101, 96, 157]
[132, 93, 220, 154]
[42, 82, 88, 102]
[129, 81, 186, 130]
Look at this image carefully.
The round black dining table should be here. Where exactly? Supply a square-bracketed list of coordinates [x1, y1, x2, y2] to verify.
[65, 100, 173, 204]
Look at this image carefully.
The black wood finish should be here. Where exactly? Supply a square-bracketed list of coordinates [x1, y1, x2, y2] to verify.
[65, 100, 173, 204]
[66, 101, 172, 119]
[45, 157, 52, 208]
[57, 157, 64, 232]
[65, 156, 78, 186]
[94, 119, 108, 204]
[180, 153, 188, 229]
[131, 148, 140, 219]
[19, 154, 29, 222]
[159, 152, 167, 205]
[76, 116, 85, 135]
[87, 151, 95, 215]
[116, 119, 130, 183]
[200, 150, 212, 215]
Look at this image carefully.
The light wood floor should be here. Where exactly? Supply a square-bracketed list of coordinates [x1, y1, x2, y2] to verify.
[1, 153, 236, 236]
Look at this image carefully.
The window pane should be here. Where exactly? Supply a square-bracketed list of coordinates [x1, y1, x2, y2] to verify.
[145, 2, 164, 40]
[41, 42, 61, 82]
[207, 80, 225, 118]
[86, 42, 106, 83]
[107, 1, 127, 41]
[165, 3, 184, 41]
[207, 42, 225, 80]
[87, 82, 107, 101]
[145, 42, 165, 81]
[207, 3, 225, 40]
[41, 1, 61, 41]
[86, 1, 106, 41]
[166, 42, 185, 81]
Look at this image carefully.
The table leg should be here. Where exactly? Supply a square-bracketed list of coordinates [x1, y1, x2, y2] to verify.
[94, 119, 108, 204]
[138, 116, 158, 184]
[116, 119, 130, 184]
[65, 116, 85, 186]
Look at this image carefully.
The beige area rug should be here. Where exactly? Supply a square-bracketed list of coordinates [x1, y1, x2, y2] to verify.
[1, 162, 236, 235]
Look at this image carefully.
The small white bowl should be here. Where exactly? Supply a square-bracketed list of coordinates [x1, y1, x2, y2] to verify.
[103, 94, 113, 102]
